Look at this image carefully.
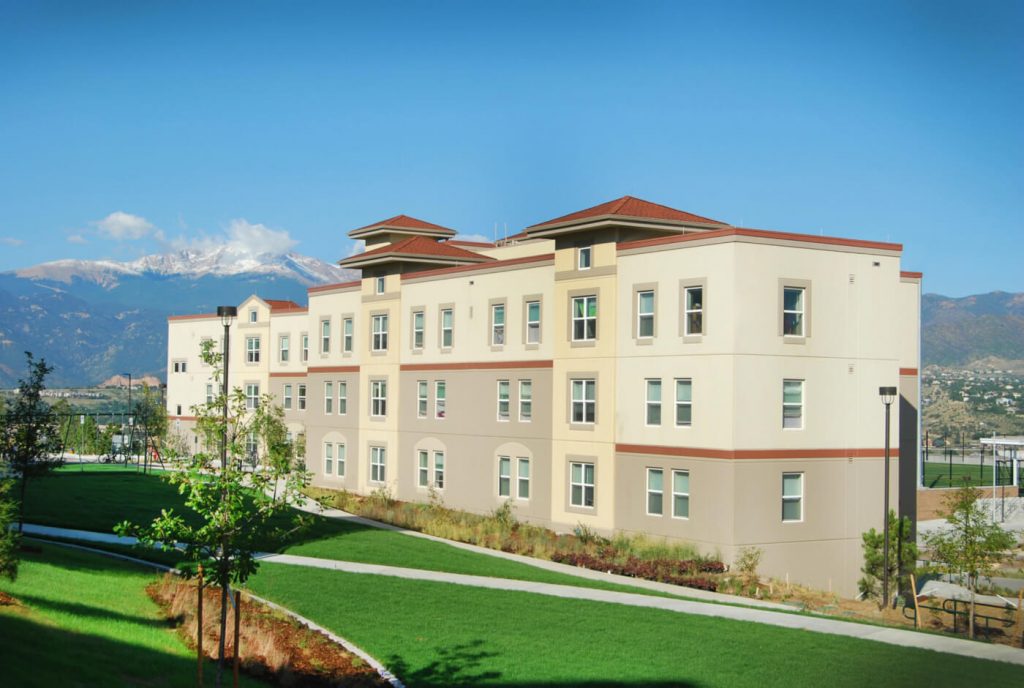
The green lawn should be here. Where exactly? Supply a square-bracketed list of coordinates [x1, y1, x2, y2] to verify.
[0, 542, 266, 687]
[245, 563, 1020, 688]
[921, 462, 1015, 489]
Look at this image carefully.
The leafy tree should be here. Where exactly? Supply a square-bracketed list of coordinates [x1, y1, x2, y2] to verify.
[0, 353, 62, 532]
[858, 510, 917, 605]
[925, 485, 1018, 639]
[116, 339, 309, 687]
[0, 479, 19, 581]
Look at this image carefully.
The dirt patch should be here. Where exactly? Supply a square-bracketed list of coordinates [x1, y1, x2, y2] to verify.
[0, 591, 18, 606]
[148, 575, 388, 688]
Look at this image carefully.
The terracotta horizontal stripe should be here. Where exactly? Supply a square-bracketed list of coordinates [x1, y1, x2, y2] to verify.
[307, 365, 360, 374]
[618, 227, 902, 253]
[401, 360, 553, 372]
[308, 279, 361, 294]
[899, 367, 918, 376]
[168, 313, 218, 321]
[168, 415, 198, 422]
[402, 253, 554, 281]
[269, 372, 309, 378]
[615, 443, 899, 460]
[900, 271, 923, 279]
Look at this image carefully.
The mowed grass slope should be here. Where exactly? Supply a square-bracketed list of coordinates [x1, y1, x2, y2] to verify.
[246, 563, 1021, 688]
[0, 543, 267, 687]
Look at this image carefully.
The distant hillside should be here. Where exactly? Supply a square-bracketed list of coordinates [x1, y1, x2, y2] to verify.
[922, 291, 1024, 366]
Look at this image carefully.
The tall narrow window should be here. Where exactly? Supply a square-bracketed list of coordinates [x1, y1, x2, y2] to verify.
[298, 384, 307, 410]
[498, 456, 511, 497]
[783, 287, 805, 337]
[647, 468, 664, 515]
[782, 472, 803, 522]
[418, 450, 429, 487]
[672, 470, 690, 518]
[338, 381, 347, 414]
[517, 458, 530, 499]
[412, 310, 424, 350]
[324, 442, 333, 475]
[518, 380, 532, 421]
[324, 381, 333, 414]
[491, 304, 505, 345]
[570, 462, 595, 508]
[435, 381, 446, 419]
[417, 381, 428, 418]
[370, 446, 386, 483]
[343, 318, 353, 353]
[637, 290, 655, 338]
[497, 380, 510, 421]
[441, 308, 453, 348]
[571, 379, 596, 424]
[245, 383, 259, 410]
[783, 379, 803, 429]
[205, 384, 214, 405]
[684, 286, 703, 335]
[372, 314, 388, 352]
[434, 451, 445, 489]
[375, 276, 385, 294]
[571, 296, 597, 341]
[320, 319, 330, 353]
[279, 335, 290, 362]
[577, 245, 592, 270]
[526, 300, 541, 344]
[675, 379, 692, 427]
[249, 309, 258, 323]
[246, 337, 260, 363]
[336, 443, 346, 477]
[371, 380, 387, 417]
[646, 379, 662, 426]
[301, 334, 309, 362]
[283, 384, 293, 410]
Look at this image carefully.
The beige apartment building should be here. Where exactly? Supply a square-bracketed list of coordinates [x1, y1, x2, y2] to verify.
[166, 196, 921, 597]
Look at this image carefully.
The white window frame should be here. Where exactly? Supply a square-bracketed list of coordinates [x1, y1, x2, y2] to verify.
[526, 300, 541, 344]
[412, 310, 424, 350]
[248, 308, 257, 323]
[782, 472, 803, 522]
[571, 295, 597, 342]
[375, 275, 385, 294]
[297, 384, 307, 411]
[577, 245, 592, 270]
[783, 286, 805, 337]
[370, 446, 386, 483]
[343, 317, 354, 353]
[324, 442, 334, 476]
[417, 380, 428, 418]
[245, 383, 259, 410]
[320, 319, 331, 354]
[491, 304, 505, 346]
[205, 384, 214, 405]
[675, 378, 692, 427]
[498, 456, 511, 497]
[497, 380, 510, 421]
[646, 468, 664, 516]
[517, 458, 530, 500]
[279, 335, 290, 363]
[441, 308, 454, 349]
[570, 461, 595, 508]
[173, 360, 187, 373]
[418, 449, 429, 488]
[433, 450, 445, 489]
[371, 379, 387, 417]
[783, 379, 804, 429]
[646, 379, 662, 426]
[246, 336, 260, 363]
[372, 314, 389, 352]
[283, 384, 293, 410]
[301, 334, 309, 362]
[672, 469, 690, 519]
[435, 380, 446, 419]
[684, 286, 704, 336]
[337, 381, 347, 415]
[336, 443, 346, 477]
[518, 380, 532, 422]
[637, 290, 655, 339]
[570, 378, 596, 424]
[324, 381, 334, 414]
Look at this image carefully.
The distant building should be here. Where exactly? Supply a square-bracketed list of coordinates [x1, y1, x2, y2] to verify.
[166, 196, 921, 597]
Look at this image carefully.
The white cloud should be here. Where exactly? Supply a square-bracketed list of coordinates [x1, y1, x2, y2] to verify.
[453, 233, 492, 244]
[0, 237, 24, 247]
[67, 234, 88, 245]
[347, 240, 366, 257]
[171, 219, 297, 261]
[93, 211, 155, 240]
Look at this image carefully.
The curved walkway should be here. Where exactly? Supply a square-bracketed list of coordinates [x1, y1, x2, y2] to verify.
[21, 523, 1024, 667]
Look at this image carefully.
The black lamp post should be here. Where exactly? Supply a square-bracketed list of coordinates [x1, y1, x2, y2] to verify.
[217, 306, 237, 469]
[879, 385, 898, 608]
[123, 372, 133, 424]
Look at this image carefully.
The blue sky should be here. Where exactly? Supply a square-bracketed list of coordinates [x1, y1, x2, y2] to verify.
[0, 0, 1020, 296]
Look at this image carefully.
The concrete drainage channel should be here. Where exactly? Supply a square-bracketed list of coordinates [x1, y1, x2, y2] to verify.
[23, 537, 406, 688]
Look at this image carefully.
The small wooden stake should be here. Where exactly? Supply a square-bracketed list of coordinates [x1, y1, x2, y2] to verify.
[910, 573, 922, 629]
[1017, 589, 1023, 648]
[233, 590, 241, 688]
[197, 564, 204, 687]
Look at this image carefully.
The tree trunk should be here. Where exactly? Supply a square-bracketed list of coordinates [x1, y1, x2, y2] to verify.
[17, 473, 27, 534]
[216, 566, 229, 688]
[969, 578, 976, 640]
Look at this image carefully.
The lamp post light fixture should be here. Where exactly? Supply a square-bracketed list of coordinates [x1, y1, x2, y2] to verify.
[217, 306, 237, 470]
[879, 385, 898, 608]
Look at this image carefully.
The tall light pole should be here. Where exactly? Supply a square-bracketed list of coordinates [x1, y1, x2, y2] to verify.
[123, 372, 133, 463]
[879, 385, 897, 608]
[217, 306, 237, 470]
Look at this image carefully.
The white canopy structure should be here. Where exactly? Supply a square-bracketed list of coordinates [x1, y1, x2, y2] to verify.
[979, 436, 1023, 521]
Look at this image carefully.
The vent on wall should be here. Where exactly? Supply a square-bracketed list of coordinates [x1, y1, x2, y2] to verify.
[849, 274, 856, 284]
[848, 363, 856, 375]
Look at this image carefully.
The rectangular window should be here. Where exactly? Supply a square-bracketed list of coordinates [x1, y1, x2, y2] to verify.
[324, 442, 333, 475]
[782, 472, 803, 522]
[498, 456, 511, 497]
[783, 379, 803, 429]
[497, 380, 510, 421]
[672, 470, 690, 519]
[372, 314, 389, 352]
[571, 295, 597, 342]
[571, 379, 596, 424]
[371, 379, 387, 417]
[418, 450, 429, 488]
[526, 300, 541, 344]
[434, 451, 445, 489]
[412, 310, 424, 350]
[435, 380, 446, 419]
[646, 379, 662, 426]
[246, 337, 260, 363]
[173, 360, 187, 373]
[205, 384, 214, 405]
[279, 335, 290, 362]
[370, 446, 386, 483]
[441, 308, 453, 348]
[675, 379, 692, 427]
[577, 245, 592, 270]
[324, 381, 334, 414]
[637, 290, 654, 338]
[336, 443, 346, 477]
[684, 286, 703, 335]
[245, 383, 259, 410]
[417, 380, 428, 418]
[647, 468, 664, 515]
[570, 462, 595, 508]
[783, 287, 805, 337]
[518, 380, 532, 421]
[320, 320, 331, 353]
[301, 334, 309, 362]
[343, 318, 353, 353]
[337, 381, 347, 414]
[283, 384, 293, 410]
[375, 275, 385, 294]
[517, 458, 530, 500]
[249, 309, 257, 323]
[491, 304, 505, 346]
[298, 384, 307, 410]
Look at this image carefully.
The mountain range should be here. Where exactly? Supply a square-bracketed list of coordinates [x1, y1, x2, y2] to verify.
[1, 248, 1022, 386]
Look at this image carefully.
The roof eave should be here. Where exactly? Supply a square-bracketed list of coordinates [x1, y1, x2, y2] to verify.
[526, 215, 727, 238]
[348, 225, 457, 240]
[338, 254, 492, 269]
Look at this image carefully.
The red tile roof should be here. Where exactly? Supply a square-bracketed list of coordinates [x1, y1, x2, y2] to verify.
[351, 214, 456, 235]
[264, 299, 303, 312]
[446, 239, 496, 248]
[528, 195, 726, 230]
[339, 235, 492, 268]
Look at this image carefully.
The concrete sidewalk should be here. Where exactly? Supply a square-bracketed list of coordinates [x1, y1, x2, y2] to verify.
[21, 523, 1024, 667]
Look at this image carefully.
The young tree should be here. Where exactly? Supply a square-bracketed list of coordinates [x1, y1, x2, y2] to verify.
[858, 510, 918, 605]
[0, 479, 19, 581]
[0, 352, 62, 532]
[116, 340, 309, 687]
[925, 485, 1018, 639]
